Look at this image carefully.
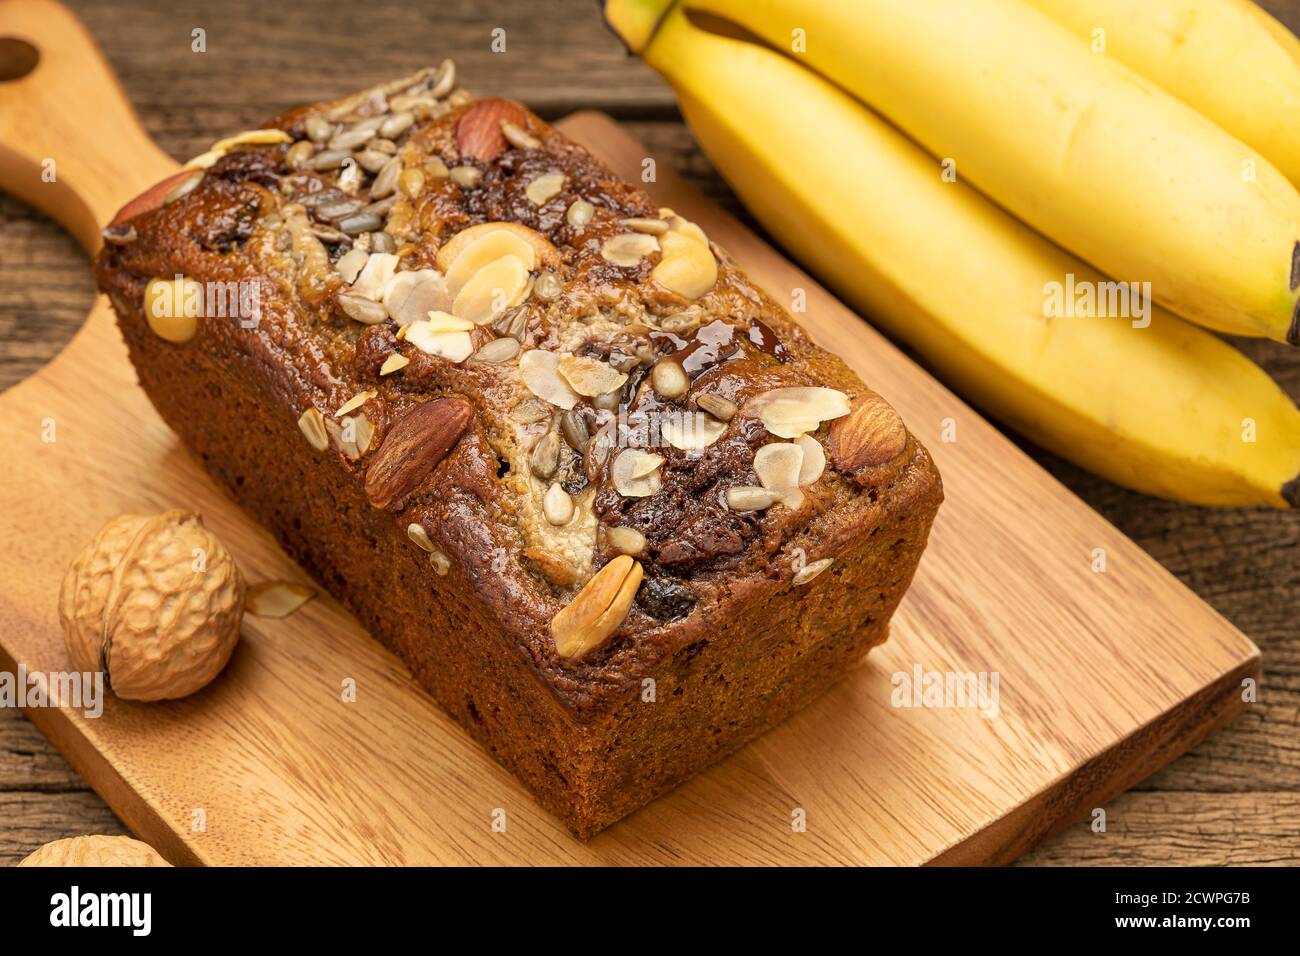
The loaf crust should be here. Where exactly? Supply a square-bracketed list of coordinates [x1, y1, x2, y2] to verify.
[94, 67, 943, 837]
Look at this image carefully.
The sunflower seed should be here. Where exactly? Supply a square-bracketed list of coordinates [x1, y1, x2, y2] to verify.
[370, 138, 398, 155]
[431, 59, 456, 98]
[311, 224, 349, 244]
[286, 140, 315, 169]
[606, 525, 646, 556]
[449, 166, 481, 189]
[338, 212, 384, 236]
[543, 483, 574, 525]
[593, 390, 620, 412]
[362, 195, 397, 217]
[380, 111, 415, 140]
[309, 148, 351, 171]
[317, 197, 366, 220]
[566, 199, 595, 229]
[101, 223, 137, 245]
[297, 187, 344, 208]
[534, 270, 563, 301]
[560, 409, 590, 451]
[355, 149, 391, 173]
[399, 167, 426, 198]
[371, 157, 403, 200]
[696, 393, 736, 422]
[329, 127, 375, 151]
[449, 89, 472, 107]
[304, 114, 334, 143]
[429, 549, 451, 576]
[472, 336, 521, 363]
[424, 156, 450, 179]
[370, 231, 396, 254]
[651, 358, 689, 400]
[338, 292, 388, 324]
[530, 429, 561, 480]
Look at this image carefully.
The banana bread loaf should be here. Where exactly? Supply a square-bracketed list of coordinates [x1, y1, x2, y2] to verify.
[93, 64, 943, 838]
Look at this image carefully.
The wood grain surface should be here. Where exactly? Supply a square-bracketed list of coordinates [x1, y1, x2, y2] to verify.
[0, 0, 1295, 866]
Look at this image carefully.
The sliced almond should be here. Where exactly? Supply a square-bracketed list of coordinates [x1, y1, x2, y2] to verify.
[451, 254, 528, 325]
[336, 247, 369, 284]
[725, 486, 779, 512]
[380, 353, 410, 376]
[246, 580, 315, 618]
[473, 336, 521, 363]
[404, 322, 474, 363]
[424, 310, 474, 332]
[550, 555, 644, 659]
[558, 354, 628, 397]
[525, 171, 566, 206]
[407, 522, 434, 551]
[601, 232, 660, 267]
[797, 434, 826, 486]
[445, 230, 538, 296]
[611, 449, 663, 497]
[351, 252, 399, 300]
[209, 128, 293, 153]
[661, 412, 726, 451]
[620, 217, 669, 235]
[335, 389, 376, 418]
[297, 407, 329, 452]
[754, 442, 804, 491]
[519, 349, 581, 409]
[435, 221, 559, 272]
[749, 387, 851, 439]
[383, 270, 452, 325]
[793, 557, 834, 586]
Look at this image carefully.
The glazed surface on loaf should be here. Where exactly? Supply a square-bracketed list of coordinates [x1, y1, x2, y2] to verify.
[95, 65, 942, 834]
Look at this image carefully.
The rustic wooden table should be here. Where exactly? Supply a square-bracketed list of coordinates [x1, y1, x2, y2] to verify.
[1, 0, 1296, 866]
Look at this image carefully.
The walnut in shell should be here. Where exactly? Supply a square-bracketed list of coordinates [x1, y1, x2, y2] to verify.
[58, 510, 246, 702]
[18, 835, 171, 867]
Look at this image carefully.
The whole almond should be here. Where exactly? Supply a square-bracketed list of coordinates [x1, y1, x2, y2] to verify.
[455, 98, 529, 163]
[829, 391, 907, 473]
[551, 555, 643, 659]
[365, 397, 474, 508]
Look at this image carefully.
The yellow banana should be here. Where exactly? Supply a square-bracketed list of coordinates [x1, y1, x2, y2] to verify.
[602, 0, 1300, 507]
[679, 0, 1300, 345]
[1024, 0, 1300, 188]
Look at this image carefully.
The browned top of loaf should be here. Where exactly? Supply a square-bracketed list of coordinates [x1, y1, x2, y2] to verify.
[94, 67, 941, 715]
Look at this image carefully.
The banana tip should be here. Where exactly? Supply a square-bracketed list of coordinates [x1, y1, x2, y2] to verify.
[1283, 476, 1300, 509]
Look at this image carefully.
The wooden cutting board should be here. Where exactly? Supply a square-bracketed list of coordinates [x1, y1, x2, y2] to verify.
[0, 0, 1260, 865]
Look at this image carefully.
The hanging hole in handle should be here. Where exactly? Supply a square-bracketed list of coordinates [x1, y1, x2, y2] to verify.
[0, 37, 39, 82]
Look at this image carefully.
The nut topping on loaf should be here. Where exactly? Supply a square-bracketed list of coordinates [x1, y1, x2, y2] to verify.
[95, 64, 937, 668]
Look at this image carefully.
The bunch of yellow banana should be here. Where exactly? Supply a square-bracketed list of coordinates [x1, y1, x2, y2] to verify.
[603, 0, 1300, 508]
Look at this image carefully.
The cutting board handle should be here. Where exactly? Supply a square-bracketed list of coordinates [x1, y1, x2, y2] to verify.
[0, 0, 177, 252]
